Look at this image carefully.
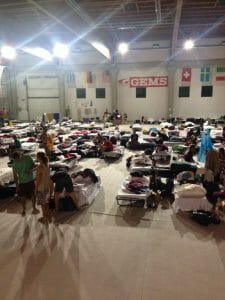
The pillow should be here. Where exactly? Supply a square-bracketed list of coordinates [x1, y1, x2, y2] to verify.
[175, 184, 206, 198]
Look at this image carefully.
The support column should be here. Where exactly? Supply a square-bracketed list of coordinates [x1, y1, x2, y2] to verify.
[110, 67, 118, 111]
[57, 65, 66, 118]
[167, 64, 176, 118]
[8, 65, 18, 119]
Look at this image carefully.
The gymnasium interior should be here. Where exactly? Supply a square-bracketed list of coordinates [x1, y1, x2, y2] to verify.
[0, 1, 225, 299]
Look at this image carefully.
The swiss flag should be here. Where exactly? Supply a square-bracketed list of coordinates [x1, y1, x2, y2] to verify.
[182, 67, 192, 82]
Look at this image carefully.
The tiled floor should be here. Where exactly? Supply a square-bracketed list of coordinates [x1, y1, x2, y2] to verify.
[0, 125, 225, 300]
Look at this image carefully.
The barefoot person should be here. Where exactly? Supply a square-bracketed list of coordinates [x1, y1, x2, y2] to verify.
[35, 152, 52, 224]
[12, 151, 39, 216]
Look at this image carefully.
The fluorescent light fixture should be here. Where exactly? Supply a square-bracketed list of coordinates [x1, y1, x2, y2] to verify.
[118, 42, 129, 55]
[53, 43, 69, 58]
[23, 47, 52, 61]
[0, 45, 16, 60]
[184, 39, 194, 50]
[91, 42, 111, 59]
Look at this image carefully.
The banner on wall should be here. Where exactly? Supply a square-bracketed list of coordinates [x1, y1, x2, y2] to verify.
[86, 71, 93, 84]
[118, 76, 168, 87]
[181, 67, 192, 82]
[215, 67, 225, 82]
[65, 70, 75, 87]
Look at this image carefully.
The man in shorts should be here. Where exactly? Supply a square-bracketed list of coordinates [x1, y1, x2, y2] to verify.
[50, 171, 79, 211]
[12, 151, 39, 216]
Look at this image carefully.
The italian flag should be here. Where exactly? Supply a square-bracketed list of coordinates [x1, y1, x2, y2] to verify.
[216, 67, 225, 81]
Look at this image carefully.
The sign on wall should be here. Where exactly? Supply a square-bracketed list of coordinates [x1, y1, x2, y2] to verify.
[118, 76, 168, 87]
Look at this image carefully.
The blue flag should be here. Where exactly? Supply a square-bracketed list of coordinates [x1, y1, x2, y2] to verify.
[200, 66, 210, 82]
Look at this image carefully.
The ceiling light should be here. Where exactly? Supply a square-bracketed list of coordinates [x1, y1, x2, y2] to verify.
[118, 42, 129, 55]
[23, 47, 52, 61]
[184, 40, 194, 50]
[53, 43, 69, 58]
[91, 42, 111, 59]
[0, 46, 16, 60]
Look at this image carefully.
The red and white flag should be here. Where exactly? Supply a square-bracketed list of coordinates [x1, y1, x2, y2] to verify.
[182, 67, 192, 82]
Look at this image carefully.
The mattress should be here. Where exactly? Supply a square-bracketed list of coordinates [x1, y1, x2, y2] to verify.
[0, 167, 13, 184]
[116, 189, 148, 200]
[132, 124, 142, 130]
[130, 153, 171, 172]
[73, 178, 101, 207]
[173, 194, 212, 213]
[103, 146, 124, 158]
[116, 177, 150, 205]
[21, 142, 37, 151]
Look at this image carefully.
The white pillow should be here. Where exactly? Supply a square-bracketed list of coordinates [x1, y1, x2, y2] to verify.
[175, 184, 206, 198]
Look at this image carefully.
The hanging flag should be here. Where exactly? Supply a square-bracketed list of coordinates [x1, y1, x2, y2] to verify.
[200, 66, 211, 82]
[216, 67, 225, 81]
[87, 71, 93, 84]
[103, 70, 110, 83]
[65, 70, 75, 87]
[182, 67, 192, 82]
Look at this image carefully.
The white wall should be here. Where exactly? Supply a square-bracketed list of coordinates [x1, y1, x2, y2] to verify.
[116, 49, 169, 63]
[173, 67, 225, 118]
[175, 46, 225, 61]
[65, 70, 112, 120]
[15, 65, 58, 120]
[117, 67, 168, 120]
[9, 40, 225, 121]
[14, 53, 112, 121]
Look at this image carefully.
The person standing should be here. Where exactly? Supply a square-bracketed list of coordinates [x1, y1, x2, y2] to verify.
[103, 109, 110, 125]
[35, 152, 52, 224]
[12, 151, 39, 216]
[40, 127, 54, 159]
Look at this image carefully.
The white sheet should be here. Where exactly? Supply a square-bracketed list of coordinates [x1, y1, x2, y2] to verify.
[173, 194, 212, 213]
[73, 179, 101, 207]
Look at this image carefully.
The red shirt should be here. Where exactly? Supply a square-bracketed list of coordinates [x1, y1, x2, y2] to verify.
[102, 140, 113, 152]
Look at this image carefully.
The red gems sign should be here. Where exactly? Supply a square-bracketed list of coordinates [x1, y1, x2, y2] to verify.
[129, 76, 168, 87]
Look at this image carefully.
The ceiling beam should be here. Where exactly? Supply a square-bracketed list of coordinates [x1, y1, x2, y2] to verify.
[65, 0, 111, 58]
[26, 0, 111, 59]
[171, 0, 183, 56]
[155, 0, 162, 24]
[65, 0, 93, 25]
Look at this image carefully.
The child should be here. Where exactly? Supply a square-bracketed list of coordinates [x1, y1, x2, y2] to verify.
[36, 152, 52, 224]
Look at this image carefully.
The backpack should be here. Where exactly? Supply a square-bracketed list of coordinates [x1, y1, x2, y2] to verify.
[190, 211, 220, 226]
